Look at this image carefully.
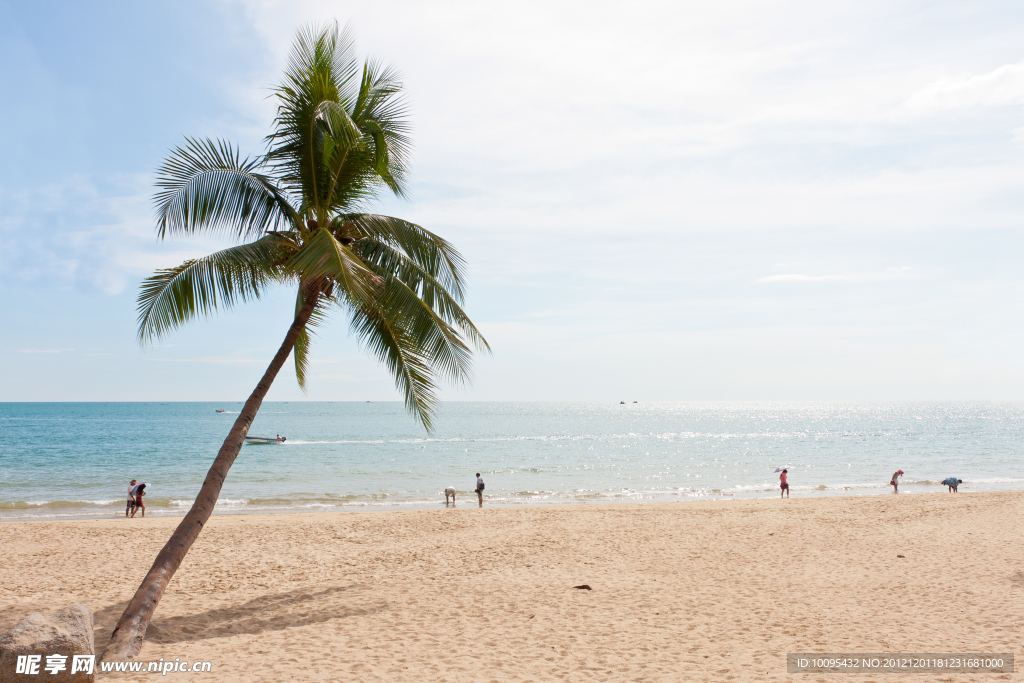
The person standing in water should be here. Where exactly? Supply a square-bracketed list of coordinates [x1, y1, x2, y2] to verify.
[941, 477, 962, 493]
[130, 482, 147, 517]
[445, 487, 456, 506]
[475, 473, 485, 507]
[890, 469, 903, 493]
[779, 469, 789, 498]
[126, 479, 137, 517]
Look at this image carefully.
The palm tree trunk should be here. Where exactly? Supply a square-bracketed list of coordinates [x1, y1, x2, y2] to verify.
[101, 287, 320, 662]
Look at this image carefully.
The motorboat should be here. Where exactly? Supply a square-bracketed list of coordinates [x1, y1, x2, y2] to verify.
[215, 409, 226, 413]
[244, 435, 286, 444]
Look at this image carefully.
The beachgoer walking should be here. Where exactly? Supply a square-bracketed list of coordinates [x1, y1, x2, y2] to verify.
[941, 477, 962, 493]
[445, 487, 456, 506]
[475, 473, 485, 507]
[126, 479, 137, 517]
[130, 482, 147, 517]
[779, 469, 789, 498]
[890, 469, 903, 493]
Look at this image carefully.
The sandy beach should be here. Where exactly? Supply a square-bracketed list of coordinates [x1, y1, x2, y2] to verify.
[2, 492, 1022, 682]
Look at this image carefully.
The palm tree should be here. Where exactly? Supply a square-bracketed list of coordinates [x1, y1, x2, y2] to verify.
[102, 22, 488, 661]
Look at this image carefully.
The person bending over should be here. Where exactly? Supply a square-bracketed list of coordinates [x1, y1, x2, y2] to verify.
[890, 469, 903, 493]
[126, 479, 137, 518]
[131, 482, 147, 517]
[445, 487, 456, 506]
[941, 477, 962, 493]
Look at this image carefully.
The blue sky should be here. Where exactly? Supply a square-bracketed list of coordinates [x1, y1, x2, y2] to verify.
[2, 0, 1024, 403]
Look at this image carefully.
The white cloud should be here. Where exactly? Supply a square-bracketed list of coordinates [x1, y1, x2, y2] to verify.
[905, 61, 1024, 112]
[757, 267, 917, 283]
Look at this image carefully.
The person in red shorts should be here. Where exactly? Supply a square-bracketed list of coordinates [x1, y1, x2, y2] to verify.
[780, 469, 789, 498]
[130, 482, 147, 517]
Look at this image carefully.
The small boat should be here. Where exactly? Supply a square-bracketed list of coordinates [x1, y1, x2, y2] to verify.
[215, 409, 226, 413]
[620, 401, 626, 404]
[244, 435, 286, 444]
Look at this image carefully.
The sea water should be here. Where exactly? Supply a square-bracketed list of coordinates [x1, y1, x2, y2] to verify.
[1, 401, 1022, 520]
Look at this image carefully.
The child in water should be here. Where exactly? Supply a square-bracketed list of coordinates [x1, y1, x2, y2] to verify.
[779, 469, 789, 498]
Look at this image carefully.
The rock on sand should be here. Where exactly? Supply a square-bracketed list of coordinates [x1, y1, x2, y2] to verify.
[0, 605, 94, 683]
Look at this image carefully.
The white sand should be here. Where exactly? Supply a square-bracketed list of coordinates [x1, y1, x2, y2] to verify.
[2, 492, 1022, 681]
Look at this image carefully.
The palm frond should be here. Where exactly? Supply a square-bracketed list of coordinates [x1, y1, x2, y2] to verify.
[347, 214, 469, 301]
[316, 100, 363, 150]
[268, 23, 362, 208]
[266, 23, 411, 211]
[350, 60, 411, 197]
[285, 21, 358, 103]
[349, 303, 438, 431]
[359, 238, 489, 354]
[292, 288, 331, 390]
[155, 138, 297, 240]
[285, 227, 376, 304]
[293, 325, 312, 390]
[377, 274, 475, 387]
[137, 237, 287, 344]
[317, 100, 367, 204]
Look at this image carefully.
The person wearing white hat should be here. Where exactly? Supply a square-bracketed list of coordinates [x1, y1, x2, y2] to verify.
[126, 479, 137, 517]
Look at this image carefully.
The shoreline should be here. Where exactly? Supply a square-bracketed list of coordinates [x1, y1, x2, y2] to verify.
[3, 486, 1019, 522]
[1, 482, 1017, 523]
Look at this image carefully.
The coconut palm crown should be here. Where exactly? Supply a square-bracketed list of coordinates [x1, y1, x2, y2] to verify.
[139, 22, 486, 429]
[102, 22, 487, 662]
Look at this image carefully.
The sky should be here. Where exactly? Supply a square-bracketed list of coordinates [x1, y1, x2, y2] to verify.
[1, 0, 1024, 404]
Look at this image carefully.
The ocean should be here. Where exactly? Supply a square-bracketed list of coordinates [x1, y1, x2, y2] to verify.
[1, 401, 1022, 520]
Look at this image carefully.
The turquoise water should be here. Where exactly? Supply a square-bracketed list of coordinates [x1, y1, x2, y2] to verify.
[1, 402, 1022, 520]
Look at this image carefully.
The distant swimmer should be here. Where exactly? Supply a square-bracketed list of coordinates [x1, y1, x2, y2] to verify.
[890, 469, 903, 493]
[779, 469, 789, 498]
[126, 479, 137, 518]
[941, 477, 962, 493]
[476, 473, 485, 508]
[445, 487, 456, 506]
